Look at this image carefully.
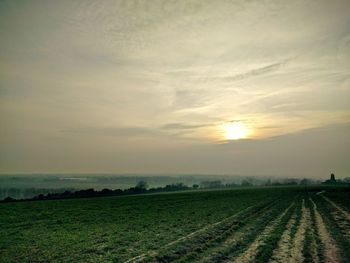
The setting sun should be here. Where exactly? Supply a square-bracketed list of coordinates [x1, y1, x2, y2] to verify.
[222, 121, 251, 140]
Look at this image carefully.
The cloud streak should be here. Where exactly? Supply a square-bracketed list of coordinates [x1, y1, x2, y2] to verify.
[1, 0, 350, 175]
[220, 60, 289, 82]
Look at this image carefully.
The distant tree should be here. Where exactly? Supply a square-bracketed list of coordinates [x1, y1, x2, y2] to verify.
[299, 178, 310, 185]
[135, 180, 148, 190]
[343, 177, 350, 183]
[4, 196, 15, 202]
[192, 184, 199, 189]
[164, 183, 188, 191]
[74, 188, 96, 197]
[113, 189, 123, 195]
[101, 188, 113, 195]
[225, 183, 239, 187]
[9, 180, 195, 202]
[241, 179, 253, 187]
[200, 180, 223, 188]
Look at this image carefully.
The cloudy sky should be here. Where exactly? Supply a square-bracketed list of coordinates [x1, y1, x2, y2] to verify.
[1, 0, 349, 178]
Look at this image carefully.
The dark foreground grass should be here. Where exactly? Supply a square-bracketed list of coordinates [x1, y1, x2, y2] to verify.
[254, 199, 297, 262]
[152, 197, 281, 262]
[0, 187, 289, 262]
[323, 188, 350, 211]
[0, 186, 348, 263]
[314, 195, 350, 261]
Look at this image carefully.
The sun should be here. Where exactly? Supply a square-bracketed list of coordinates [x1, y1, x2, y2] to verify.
[222, 121, 251, 140]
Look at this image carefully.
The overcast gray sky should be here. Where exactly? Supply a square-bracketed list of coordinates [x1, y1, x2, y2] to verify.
[1, 0, 349, 178]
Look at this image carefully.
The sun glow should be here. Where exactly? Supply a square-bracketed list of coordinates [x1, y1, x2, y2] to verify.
[222, 121, 251, 140]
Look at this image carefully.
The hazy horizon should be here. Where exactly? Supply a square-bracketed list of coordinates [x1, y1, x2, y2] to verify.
[1, 1, 350, 178]
[0, 171, 345, 180]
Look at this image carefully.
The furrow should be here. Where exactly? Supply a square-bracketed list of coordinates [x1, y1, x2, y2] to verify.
[227, 201, 295, 263]
[321, 195, 350, 242]
[303, 198, 320, 263]
[196, 199, 287, 263]
[322, 195, 350, 222]
[172, 199, 281, 263]
[269, 210, 297, 263]
[135, 199, 277, 263]
[288, 199, 308, 263]
[310, 198, 342, 263]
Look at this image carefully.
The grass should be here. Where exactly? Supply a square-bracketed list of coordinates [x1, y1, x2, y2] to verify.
[254, 200, 296, 262]
[0, 186, 349, 263]
[313, 194, 350, 261]
[200, 198, 294, 263]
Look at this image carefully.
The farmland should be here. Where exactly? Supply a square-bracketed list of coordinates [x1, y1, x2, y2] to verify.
[0, 186, 349, 263]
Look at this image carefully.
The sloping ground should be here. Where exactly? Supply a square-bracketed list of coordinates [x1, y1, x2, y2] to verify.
[230, 202, 295, 263]
[321, 195, 350, 242]
[322, 195, 350, 221]
[134, 191, 350, 263]
[1, 186, 349, 263]
[138, 198, 285, 262]
[268, 199, 309, 263]
[136, 195, 297, 263]
[127, 200, 270, 263]
[0, 188, 281, 263]
[199, 199, 291, 263]
[314, 193, 350, 262]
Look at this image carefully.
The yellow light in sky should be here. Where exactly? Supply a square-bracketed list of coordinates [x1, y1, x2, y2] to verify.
[222, 121, 251, 140]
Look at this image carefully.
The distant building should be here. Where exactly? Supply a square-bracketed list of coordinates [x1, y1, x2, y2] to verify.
[330, 173, 336, 183]
[322, 173, 338, 184]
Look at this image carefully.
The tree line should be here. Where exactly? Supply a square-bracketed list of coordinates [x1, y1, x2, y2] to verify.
[3, 176, 349, 203]
[1, 181, 192, 202]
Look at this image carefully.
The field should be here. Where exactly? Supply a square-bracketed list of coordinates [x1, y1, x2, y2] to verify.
[1, 186, 349, 263]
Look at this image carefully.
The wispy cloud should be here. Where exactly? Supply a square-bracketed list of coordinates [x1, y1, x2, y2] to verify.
[161, 123, 211, 130]
[1, 0, 350, 174]
[63, 126, 158, 137]
[220, 60, 289, 82]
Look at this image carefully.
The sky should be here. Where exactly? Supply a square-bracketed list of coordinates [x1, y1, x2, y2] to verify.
[1, 0, 350, 178]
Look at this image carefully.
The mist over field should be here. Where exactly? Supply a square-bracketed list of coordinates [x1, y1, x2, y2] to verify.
[0, 174, 228, 199]
[0, 173, 314, 199]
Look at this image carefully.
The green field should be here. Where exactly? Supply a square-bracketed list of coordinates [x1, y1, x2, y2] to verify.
[1, 186, 349, 263]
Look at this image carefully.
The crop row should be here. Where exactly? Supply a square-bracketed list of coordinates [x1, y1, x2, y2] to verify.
[135, 191, 350, 263]
[137, 194, 298, 262]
